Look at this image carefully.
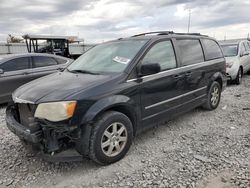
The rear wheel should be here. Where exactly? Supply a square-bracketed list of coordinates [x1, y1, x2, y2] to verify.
[89, 111, 133, 165]
[233, 68, 242, 85]
[202, 81, 221, 110]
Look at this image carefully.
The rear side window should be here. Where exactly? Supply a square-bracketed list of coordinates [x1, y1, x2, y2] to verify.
[202, 39, 223, 60]
[141, 40, 177, 71]
[33, 56, 58, 68]
[0, 57, 30, 72]
[55, 58, 68, 64]
[176, 39, 204, 66]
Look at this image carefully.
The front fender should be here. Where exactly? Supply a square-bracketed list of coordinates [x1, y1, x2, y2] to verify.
[81, 95, 136, 125]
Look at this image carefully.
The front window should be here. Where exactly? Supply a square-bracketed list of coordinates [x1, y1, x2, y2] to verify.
[141, 41, 177, 71]
[0, 57, 30, 72]
[221, 44, 238, 57]
[67, 40, 148, 74]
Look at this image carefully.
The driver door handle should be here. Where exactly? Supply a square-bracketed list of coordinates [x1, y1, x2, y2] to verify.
[173, 74, 184, 79]
[22, 72, 29, 75]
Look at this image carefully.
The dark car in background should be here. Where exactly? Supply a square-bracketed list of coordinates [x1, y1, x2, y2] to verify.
[0, 53, 73, 104]
[6, 31, 227, 165]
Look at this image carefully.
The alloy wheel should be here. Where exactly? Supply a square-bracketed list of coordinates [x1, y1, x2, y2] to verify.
[211, 86, 219, 106]
[101, 122, 128, 157]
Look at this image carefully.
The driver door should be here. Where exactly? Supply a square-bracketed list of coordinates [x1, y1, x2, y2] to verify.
[139, 40, 185, 127]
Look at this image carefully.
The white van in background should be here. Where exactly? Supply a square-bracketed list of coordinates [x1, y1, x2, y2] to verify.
[220, 40, 250, 84]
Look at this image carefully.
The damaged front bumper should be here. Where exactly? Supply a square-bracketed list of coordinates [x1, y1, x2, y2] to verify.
[5, 105, 84, 162]
[6, 106, 42, 143]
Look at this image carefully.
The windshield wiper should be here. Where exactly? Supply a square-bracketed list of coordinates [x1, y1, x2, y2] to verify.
[67, 69, 100, 75]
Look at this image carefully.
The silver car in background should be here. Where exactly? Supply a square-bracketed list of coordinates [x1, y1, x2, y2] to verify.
[0, 53, 73, 103]
[220, 40, 250, 84]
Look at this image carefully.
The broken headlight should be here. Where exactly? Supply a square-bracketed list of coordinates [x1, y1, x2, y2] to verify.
[34, 101, 76, 122]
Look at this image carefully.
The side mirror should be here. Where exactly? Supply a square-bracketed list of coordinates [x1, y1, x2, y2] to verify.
[241, 51, 249, 57]
[138, 63, 161, 77]
[0, 69, 4, 74]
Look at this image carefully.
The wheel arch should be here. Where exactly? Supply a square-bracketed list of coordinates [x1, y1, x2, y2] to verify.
[81, 95, 138, 135]
[209, 72, 224, 90]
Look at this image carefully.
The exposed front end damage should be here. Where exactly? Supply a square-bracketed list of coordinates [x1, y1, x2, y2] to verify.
[6, 103, 84, 162]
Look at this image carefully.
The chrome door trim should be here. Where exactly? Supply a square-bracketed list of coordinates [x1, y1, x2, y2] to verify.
[145, 86, 207, 110]
[126, 58, 224, 83]
[143, 93, 207, 121]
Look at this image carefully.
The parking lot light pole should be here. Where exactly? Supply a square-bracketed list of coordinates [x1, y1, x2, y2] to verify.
[187, 9, 191, 33]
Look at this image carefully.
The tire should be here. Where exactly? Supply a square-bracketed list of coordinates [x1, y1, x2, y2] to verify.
[202, 81, 221, 110]
[233, 68, 242, 85]
[89, 111, 133, 165]
[247, 70, 250, 75]
[19, 137, 28, 145]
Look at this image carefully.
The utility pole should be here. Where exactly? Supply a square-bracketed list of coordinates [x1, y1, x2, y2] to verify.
[187, 9, 191, 33]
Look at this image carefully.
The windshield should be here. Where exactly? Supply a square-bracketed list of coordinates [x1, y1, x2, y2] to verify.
[67, 40, 148, 74]
[221, 44, 238, 57]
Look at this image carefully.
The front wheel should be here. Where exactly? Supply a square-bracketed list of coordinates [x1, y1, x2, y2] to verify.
[89, 111, 133, 165]
[233, 68, 242, 85]
[202, 81, 221, 110]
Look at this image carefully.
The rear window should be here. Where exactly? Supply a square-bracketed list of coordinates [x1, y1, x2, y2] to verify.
[33, 56, 58, 68]
[0, 57, 30, 72]
[202, 39, 223, 60]
[176, 39, 204, 66]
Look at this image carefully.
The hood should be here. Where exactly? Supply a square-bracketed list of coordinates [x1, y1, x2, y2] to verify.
[13, 71, 114, 103]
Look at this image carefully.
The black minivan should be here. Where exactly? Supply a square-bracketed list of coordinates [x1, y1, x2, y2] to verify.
[6, 31, 227, 165]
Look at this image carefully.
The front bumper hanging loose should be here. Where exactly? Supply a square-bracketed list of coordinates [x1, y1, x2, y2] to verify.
[5, 105, 84, 162]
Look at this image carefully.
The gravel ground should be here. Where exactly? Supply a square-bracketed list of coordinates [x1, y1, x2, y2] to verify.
[0, 75, 250, 188]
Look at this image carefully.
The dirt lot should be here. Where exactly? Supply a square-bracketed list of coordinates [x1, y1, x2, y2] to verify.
[0, 76, 249, 188]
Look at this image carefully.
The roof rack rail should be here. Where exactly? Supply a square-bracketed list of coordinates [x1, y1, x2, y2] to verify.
[173, 32, 208, 37]
[131, 31, 174, 37]
[131, 31, 208, 37]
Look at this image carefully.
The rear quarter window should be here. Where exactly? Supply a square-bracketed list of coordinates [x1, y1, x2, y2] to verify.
[176, 39, 204, 66]
[202, 39, 223, 60]
[32, 56, 58, 68]
[55, 58, 68, 64]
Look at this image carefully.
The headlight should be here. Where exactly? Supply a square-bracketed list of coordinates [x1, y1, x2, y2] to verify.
[34, 101, 76, 122]
[226, 62, 234, 68]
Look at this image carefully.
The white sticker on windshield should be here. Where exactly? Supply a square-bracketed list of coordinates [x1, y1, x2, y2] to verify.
[113, 56, 131, 64]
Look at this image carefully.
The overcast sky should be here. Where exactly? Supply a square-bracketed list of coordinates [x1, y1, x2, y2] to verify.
[0, 0, 249, 43]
